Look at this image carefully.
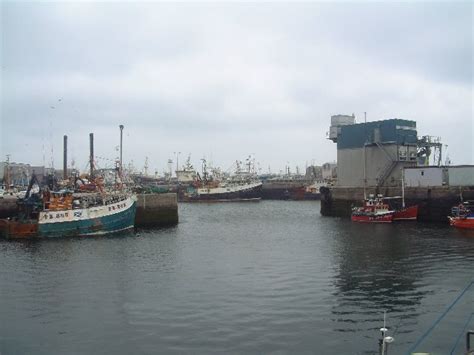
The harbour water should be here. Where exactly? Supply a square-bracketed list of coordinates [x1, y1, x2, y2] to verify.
[1, 201, 473, 354]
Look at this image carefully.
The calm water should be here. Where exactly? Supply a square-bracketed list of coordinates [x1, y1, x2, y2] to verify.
[1, 201, 473, 354]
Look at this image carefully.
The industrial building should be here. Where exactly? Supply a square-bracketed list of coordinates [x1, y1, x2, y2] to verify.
[328, 115, 442, 188]
[404, 165, 474, 187]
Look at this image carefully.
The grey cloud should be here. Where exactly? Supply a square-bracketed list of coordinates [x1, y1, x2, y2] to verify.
[1, 2, 472, 172]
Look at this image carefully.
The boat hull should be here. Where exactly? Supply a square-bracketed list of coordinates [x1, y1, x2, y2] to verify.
[0, 219, 38, 239]
[351, 213, 394, 223]
[1, 196, 137, 239]
[183, 182, 262, 202]
[449, 216, 474, 229]
[393, 205, 418, 221]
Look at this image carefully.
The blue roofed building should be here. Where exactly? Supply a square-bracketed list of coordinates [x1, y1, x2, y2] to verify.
[328, 115, 419, 187]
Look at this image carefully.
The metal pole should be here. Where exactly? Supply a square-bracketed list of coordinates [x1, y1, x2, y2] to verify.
[63, 135, 68, 180]
[177, 152, 180, 174]
[89, 133, 94, 178]
[363, 112, 367, 198]
[119, 125, 124, 173]
[468, 330, 473, 353]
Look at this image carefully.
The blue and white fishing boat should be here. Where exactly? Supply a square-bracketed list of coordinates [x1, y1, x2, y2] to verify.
[37, 192, 137, 237]
[0, 187, 137, 239]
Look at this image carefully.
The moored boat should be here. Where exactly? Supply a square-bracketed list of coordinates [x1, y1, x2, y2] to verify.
[393, 204, 418, 221]
[183, 180, 262, 202]
[0, 173, 137, 239]
[351, 195, 395, 223]
[392, 171, 418, 221]
[448, 201, 474, 229]
[181, 157, 263, 202]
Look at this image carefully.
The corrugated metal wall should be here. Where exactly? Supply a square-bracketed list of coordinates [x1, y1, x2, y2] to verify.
[405, 167, 446, 187]
[337, 119, 417, 150]
[448, 166, 474, 186]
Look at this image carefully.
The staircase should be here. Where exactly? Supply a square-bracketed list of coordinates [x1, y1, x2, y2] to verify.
[375, 142, 397, 187]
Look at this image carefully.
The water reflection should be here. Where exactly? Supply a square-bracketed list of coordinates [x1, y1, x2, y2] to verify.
[329, 220, 474, 352]
[1, 203, 473, 354]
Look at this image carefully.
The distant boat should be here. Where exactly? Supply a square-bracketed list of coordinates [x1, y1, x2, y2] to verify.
[351, 195, 395, 223]
[181, 158, 262, 202]
[183, 180, 262, 202]
[448, 201, 474, 229]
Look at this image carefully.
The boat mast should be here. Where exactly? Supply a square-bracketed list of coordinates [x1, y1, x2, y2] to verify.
[363, 112, 367, 200]
[4, 154, 10, 190]
[119, 124, 124, 176]
[401, 168, 406, 208]
[89, 133, 94, 179]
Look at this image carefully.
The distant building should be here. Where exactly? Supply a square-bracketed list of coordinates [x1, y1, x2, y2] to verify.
[328, 116, 441, 187]
[305, 165, 323, 180]
[322, 162, 337, 181]
[0, 161, 37, 186]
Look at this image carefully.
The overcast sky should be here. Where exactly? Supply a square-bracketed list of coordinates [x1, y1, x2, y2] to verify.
[1, 1, 472, 175]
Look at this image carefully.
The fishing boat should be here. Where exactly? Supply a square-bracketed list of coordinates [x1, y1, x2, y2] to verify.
[392, 170, 418, 221]
[393, 204, 418, 221]
[448, 201, 474, 229]
[352, 139, 394, 223]
[351, 194, 395, 223]
[261, 176, 307, 200]
[181, 158, 262, 202]
[0, 174, 137, 239]
[183, 180, 262, 202]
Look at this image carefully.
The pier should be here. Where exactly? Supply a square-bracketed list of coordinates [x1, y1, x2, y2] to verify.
[320, 186, 474, 223]
[135, 193, 178, 227]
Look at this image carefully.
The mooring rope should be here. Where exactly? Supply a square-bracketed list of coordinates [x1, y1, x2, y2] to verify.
[449, 312, 474, 355]
[406, 280, 474, 355]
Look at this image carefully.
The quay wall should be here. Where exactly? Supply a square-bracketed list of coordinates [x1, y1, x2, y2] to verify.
[320, 186, 474, 223]
[135, 193, 178, 227]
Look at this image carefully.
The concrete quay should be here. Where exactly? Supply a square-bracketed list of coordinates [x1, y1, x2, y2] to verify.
[135, 193, 179, 227]
[320, 186, 474, 223]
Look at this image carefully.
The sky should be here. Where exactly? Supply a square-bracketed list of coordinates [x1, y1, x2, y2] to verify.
[1, 1, 473, 176]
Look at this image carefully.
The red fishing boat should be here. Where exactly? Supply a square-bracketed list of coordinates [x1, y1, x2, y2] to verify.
[351, 195, 395, 223]
[393, 204, 418, 221]
[448, 202, 474, 229]
[392, 172, 418, 221]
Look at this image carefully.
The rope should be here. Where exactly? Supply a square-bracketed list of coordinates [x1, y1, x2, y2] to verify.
[392, 314, 405, 336]
[406, 280, 474, 355]
[449, 312, 474, 355]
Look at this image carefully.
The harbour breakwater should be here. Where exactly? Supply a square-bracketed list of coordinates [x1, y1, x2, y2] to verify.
[320, 186, 474, 223]
[135, 193, 178, 227]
